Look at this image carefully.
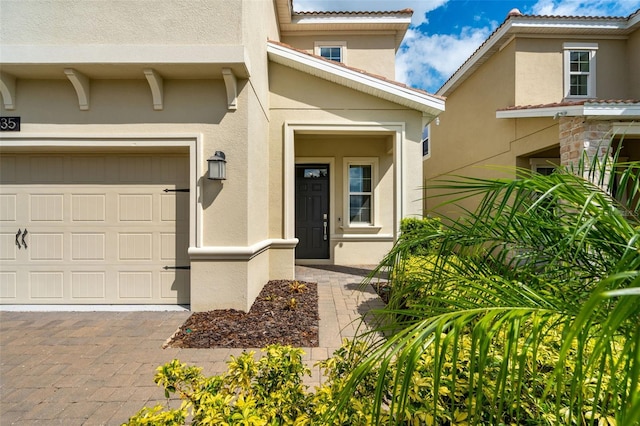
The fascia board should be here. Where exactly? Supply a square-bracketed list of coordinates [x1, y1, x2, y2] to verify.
[496, 103, 640, 119]
[583, 103, 640, 117]
[267, 42, 444, 115]
[496, 105, 584, 118]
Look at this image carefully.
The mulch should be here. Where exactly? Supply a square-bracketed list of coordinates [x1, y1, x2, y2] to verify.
[165, 280, 319, 348]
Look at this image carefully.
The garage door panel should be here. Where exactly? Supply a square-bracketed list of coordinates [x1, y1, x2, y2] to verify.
[71, 272, 106, 299]
[31, 156, 64, 183]
[0, 233, 17, 260]
[72, 194, 106, 222]
[119, 271, 153, 299]
[30, 194, 64, 222]
[0, 194, 17, 221]
[0, 272, 17, 298]
[72, 157, 106, 183]
[30, 271, 64, 298]
[0, 152, 189, 305]
[119, 233, 153, 260]
[29, 233, 64, 260]
[0, 157, 17, 182]
[119, 194, 153, 222]
[71, 233, 106, 260]
[119, 156, 153, 183]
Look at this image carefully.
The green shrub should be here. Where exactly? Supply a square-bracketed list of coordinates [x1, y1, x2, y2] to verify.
[125, 345, 311, 426]
[399, 217, 442, 255]
[126, 334, 626, 425]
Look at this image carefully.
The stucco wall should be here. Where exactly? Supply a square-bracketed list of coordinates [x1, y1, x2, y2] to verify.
[514, 38, 563, 105]
[280, 34, 397, 79]
[427, 40, 516, 180]
[0, 0, 243, 45]
[627, 29, 640, 99]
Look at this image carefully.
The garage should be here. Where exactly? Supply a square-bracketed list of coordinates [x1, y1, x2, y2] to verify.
[0, 151, 190, 305]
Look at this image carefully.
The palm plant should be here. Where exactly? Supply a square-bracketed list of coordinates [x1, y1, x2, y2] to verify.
[329, 146, 640, 425]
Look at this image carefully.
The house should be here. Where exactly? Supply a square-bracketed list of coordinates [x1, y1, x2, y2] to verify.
[425, 8, 640, 216]
[0, 0, 444, 311]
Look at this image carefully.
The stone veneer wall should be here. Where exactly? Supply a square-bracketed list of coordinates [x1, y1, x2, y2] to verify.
[559, 117, 613, 170]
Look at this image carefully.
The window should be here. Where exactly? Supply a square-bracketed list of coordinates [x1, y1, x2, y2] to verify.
[530, 158, 560, 175]
[422, 125, 430, 158]
[344, 158, 378, 226]
[563, 43, 597, 98]
[315, 41, 346, 63]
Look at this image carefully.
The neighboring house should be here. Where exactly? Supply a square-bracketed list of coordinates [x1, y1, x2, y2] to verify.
[425, 8, 640, 216]
[0, 1, 444, 311]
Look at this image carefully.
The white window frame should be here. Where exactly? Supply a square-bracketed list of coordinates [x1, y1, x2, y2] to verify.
[530, 158, 560, 175]
[314, 41, 347, 63]
[343, 157, 378, 228]
[563, 42, 598, 99]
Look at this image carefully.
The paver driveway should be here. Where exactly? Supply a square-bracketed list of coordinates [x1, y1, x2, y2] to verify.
[0, 265, 385, 425]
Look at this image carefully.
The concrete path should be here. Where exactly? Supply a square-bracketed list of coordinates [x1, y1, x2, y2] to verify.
[0, 265, 385, 425]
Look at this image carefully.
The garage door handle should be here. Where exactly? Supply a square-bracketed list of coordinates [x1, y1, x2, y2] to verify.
[22, 228, 28, 249]
[16, 229, 22, 249]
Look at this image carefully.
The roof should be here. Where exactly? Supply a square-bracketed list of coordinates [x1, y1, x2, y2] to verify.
[496, 99, 640, 119]
[437, 8, 640, 97]
[274, 0, 412, 50]
[267, 40, 445, 118]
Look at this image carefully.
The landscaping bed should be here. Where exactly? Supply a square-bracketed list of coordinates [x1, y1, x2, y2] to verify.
[165, 280, 319, 348]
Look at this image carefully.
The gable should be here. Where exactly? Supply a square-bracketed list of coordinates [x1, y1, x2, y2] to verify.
[267, 41, 444, 119]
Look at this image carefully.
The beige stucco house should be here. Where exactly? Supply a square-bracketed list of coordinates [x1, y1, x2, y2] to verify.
[0, 1, 444, 311]
[425, 8, 640, 216]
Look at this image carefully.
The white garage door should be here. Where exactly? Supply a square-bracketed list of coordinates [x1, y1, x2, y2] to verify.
[0, 152, 190, 304]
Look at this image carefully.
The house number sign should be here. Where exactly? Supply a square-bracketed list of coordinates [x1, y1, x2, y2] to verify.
[0, 117, 20, 132]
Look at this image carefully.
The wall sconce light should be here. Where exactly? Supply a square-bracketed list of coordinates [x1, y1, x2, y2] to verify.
[207, 151, 226, 180]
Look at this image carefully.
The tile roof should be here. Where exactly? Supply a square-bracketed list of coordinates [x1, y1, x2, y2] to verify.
[294, 9, 413, 16]
[267, 40, 444, 101]
[498, 99, 640, 111]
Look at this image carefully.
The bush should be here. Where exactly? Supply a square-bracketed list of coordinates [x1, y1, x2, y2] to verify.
[126, 335, 625, 425]
[399, 217, 442, 255]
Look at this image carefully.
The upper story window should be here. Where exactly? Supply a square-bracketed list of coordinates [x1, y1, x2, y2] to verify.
[315, 41, 347, 63]
[563, 42, 598, 98]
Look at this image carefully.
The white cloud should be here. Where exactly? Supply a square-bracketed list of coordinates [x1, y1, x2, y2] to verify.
[396, 25, 494, 93]
[530, 0, 640, 16]
[293, 0, 447, 26]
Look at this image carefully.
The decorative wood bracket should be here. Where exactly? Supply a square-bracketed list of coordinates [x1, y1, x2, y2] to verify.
[222, 68, 237, 110]
[143, 68, 164, 110]
[0, 72, 16, 110]
[64, 68, 90, 110]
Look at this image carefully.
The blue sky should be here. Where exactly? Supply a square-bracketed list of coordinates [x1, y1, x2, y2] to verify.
[293, 0, 640, 93]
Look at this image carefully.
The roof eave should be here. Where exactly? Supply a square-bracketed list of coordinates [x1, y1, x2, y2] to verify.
[496, 103, 640, 119]
[267, 42, 445, 118]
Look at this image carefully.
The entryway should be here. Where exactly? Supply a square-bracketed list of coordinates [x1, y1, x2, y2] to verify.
[295, 164, 329, 259]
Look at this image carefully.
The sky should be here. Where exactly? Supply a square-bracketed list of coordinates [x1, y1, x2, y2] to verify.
[293, 0, 640, 94]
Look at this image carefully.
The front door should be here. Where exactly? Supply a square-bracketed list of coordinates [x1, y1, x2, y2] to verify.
[295, 164, 329, 259]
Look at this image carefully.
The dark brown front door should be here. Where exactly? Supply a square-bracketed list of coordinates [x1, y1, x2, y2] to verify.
[295, 164, 329, 259]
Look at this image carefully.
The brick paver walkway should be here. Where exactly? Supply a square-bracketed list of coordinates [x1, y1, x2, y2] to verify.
[0, 265, 385, 425]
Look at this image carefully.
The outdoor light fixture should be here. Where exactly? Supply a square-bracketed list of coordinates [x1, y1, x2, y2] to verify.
[207, 151, 227, 180]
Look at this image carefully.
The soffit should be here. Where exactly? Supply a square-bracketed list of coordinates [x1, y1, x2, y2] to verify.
[267, 41, 445, 118]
